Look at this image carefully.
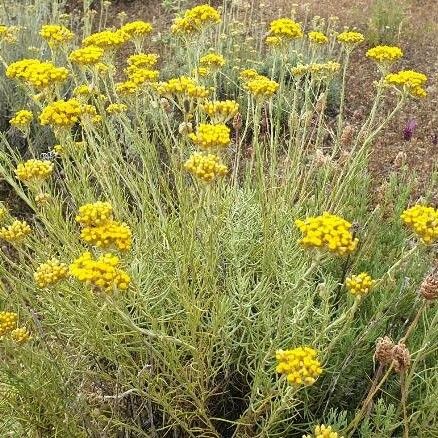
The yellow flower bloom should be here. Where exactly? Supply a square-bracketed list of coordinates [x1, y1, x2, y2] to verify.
[0, 312, 18, 336]
[39, 98, 83, 130]
[0, 25, 20, 43]
[40, 24, 74, 47]
[115, 80, 139, 95]
[106, 103, 128, 114]
[81, 104, 102, 124]
[0, 220, 31, 243]
[10, 327, 31, 343]
[366, 45, 403, 64]
[171, 4, 221, 35]
[195, 66, 210, 77]
[15, 159, 53, 183]
[73, 84, 98, 98]
[303, 424, 344, 438]
[336, 31, 365, 45]
[245, 75, 279, 99]
[76, 201, 113, 227]
[81, 221, 132, 251]
[401, 205, 438, 244]
[125, 66, 159, 85]
[184, 153, 228, 182]
[199, 53, 225, 69]
[295, 212, 359, 256]
[82, 29, 129, 50]
[385, 70, 427, 98]
[157, 76, 210, 99]
[188, 123, 231, 150]
[239, 68, 260, 81]
[308, 31, 329, 44]
[265, 36, 283, 47]
[307, 61, 341, 79]
[34, 258, 69, 288]
[269, 18, 303, 39]
[69, 46, 104, 65]
[276, 347, 323, 385]
[6, 59, 69, 90]
[70, 252, 131, 291]
[10, 110, 33, 130]
[345, 273, 375, 298]
[127, 53, 159, 68]
[121, 20, 153, 38]
[201, 100, 239, 123]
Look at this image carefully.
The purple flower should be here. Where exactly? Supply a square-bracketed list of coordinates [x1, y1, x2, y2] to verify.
[403, 119, 417, 141]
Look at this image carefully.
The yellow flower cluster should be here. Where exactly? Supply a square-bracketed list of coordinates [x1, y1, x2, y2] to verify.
[69, 252, 131, 291]
[184, 152, 228, 183]
[121, 21, 153, 38]
[196, 66, 210, 77]
[171, 4, 221, 35]
[69, 46, 104, 65]
[385, 70, 427, 98]
[81, 221, 132, 251]
[73, 84, 98, 98]
[245, 75, 279, 99]
[303, 424, 343, 438]
[269, 18, 303, 39]
[106, 103, 128, 114]
[239, 69, 259, 81]
[291, 62, 340, 79]
[157, 76, 210, 99]
[39, 98, 83, 129]
[275, 347, 323, 385]
[15, 159, 54, 183]
[125, 66, 159, 85]
[336, 31, 365, 45]
[199, 53, 225, 69]
[76, 201, 113, 227]
[0, 25, 19, 43]
[0, 311, 18, 336]
[115, 80, 139, 95]
[127, 53, 159, 68]
[10, 327, 31, 343]
[6, 59, 69, 90]
[308, 31, 329, 44]
[0, 220, 31, 243]
[10, 110, 33, 129]
[188, 123, 231, 150]
[265, 36, 283, 47]
[294, 212, 359, 255]
[81, 104, 102, 124]
[201, 100, 239, 122]
[366, 45, 403, 64]
[345, 273, 375, 298]
[82, 29, 129, 50]
[401, 205, 438, 244]
[34, 258, 69, 288]
[40, 24, 74, 47]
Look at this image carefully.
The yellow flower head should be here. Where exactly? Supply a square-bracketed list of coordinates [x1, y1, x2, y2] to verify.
[15, 159, 53, 183]
[115, 80, 139, 95]
[106, 103, 128, 114]
[303, 424, 344, 438]
[265, 36, 283, 47]
[157, 76, 210, 99]
[171, 4, 221, 35]
[0, 25, 20, 43]
[125, 66, 159, 85]
[73, 84, 99, 98]
[127, 53, 159, 68]
[76, 201, 113, 227]
[69, 252, 131, 291]
[199, 52, 225, 69]
[121, 20, 153, 38]
[0, 311, 18, 336]
[40, 24, 74, 47]
[401, 205, 438, 244]
[6, 59, 69, 90]
[307, 61, 341, 79]
[295, 212, 359, 256]
[10, 110, 33, 130]
[385, 70, 427, 98]
[0, 220, 31, 243]
[366, 45, 403, 64]
[239, 68, 260, 81]
[80, 104, 102, 124]
[245, 75, 279, 99]
[276, 347, 323, 385]
[184, 152, 228, 183]
[336, 31, 365, 46]
[308, 31, 329, 45]
[345, 273, 375, 298]
[34, 258, 69, 288]
[196, 66, 210, 77]
[269, 18, 303, 39]
[82, 29, 129, 50]
[39, 98, 83, 130]
[69, 46, 104, 65]
[201, 100, 239, 123]
[188, 123, 231, 150]
[81, 221, 132, 251]
[10, 327, 31, 343]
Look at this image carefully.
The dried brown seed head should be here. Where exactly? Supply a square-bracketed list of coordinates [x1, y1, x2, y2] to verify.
[375, 336, 395, 365]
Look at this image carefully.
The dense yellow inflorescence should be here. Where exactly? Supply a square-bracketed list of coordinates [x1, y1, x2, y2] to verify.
[366, 45, 403, 64]
[171, 4, 221, 35]
[188, 123, 231, 150]
[6, 59, 69, 90]
[40, 24, 74, 47]
[125, 66, 159, 85]
[308, 31, 329, 44]
[401, 205, 438, 244]
[82, 29, 129, 50]
[69, 252, 131, 291]
[201, 100, 239, 122]
[115, 80, 139, 95]
[336, 31, 365, 45]
[69, 46, 104, 65]
[76, 202, 114, 227]
[245, 75, 279, 99]
[269, 18, 303, 39]
[291, 62, 341, 79]
[15, 159, 53, 183]
[10, 110, 33, 129]
[295, 212, 359, 255]
[345, 273, 375, 298]
[385, 70, 427, 98]
[239, 69, 260, 81]
[127, 53, 159, 68]
[184, 153, 228, 182]
[276, 347, 323, 385]
[39, 98, 83, 129]
[199, 53, 225, 69]
[303, 424, 344, 438]
[81, 221, 132, 251]
[265, 36, 283, 47]
[0, 220, 31, 243]
[121, 20, 153, 38]
[34, 258, 69, 288]
[0, 312, 18, 336]
[157, 76, 210, 99]
[10, 327, 31, 343]
[106, 103, 128, 114]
